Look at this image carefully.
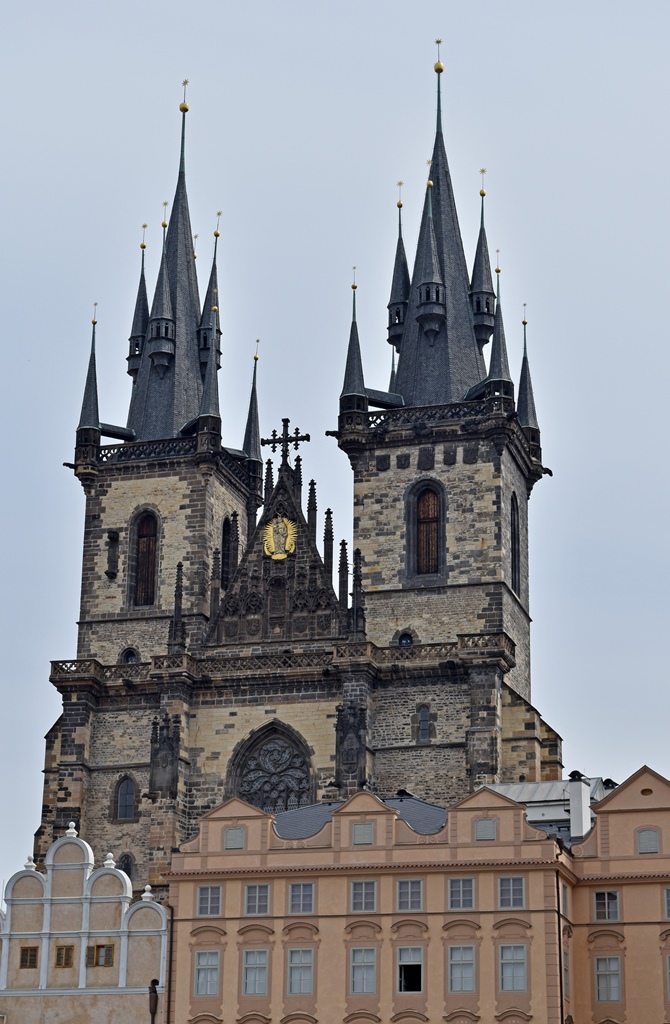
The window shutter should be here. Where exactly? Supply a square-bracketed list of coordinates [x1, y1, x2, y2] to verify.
[104, 945, 114, 966]
[86, 946, 95, 967]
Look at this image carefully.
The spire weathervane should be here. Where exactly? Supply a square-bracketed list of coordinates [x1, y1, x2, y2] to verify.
[180, 79, 189, 113]
[397, 180, 404, 209]
[141, 224, 147, 250]
[480, 167, 487, 196]
[215, 211, 222, 238]
[495, 248, 501, 275]
[261, 418, 311, 467]
[193, 233, 198, 259]
[92, 301, 98, 326]
[255, 339, 260, 361]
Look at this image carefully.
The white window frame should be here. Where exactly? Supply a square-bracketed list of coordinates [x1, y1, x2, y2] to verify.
[350, 947, 376, 994]
[595, 955, 621, 1002]
[289, 882, 314, 915]
[499, 944, 526, 992]
[397, 945, 423, 993]
[352, 821, 375, 845]
[197, 884, 221, 917]
[224, 826, 245, 850]
[594, 889, 619, 921]
[397, 879, 423, 912]
[637, 827, 660, 854]
[287, 947, 313, 994]
[474, 817, 496, 841]
[449, 877, 474, 911]
[498, 876, 525, 910]
[245, 883, 270, 916]
[194, 950, 220, 997]
[243, 949, 268, 995]
[448, 944, 475, 992]
[351, 880, 377, 913]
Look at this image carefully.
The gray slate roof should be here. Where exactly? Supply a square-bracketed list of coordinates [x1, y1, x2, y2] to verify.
[273, 796, 447, 840]
[78, 323, 100, 430]
[517, 329, 539, 430]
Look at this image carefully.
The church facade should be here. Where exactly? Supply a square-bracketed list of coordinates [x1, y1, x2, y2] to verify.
[36, 64, 561, 890]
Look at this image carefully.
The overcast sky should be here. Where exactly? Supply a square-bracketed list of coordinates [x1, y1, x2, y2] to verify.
[1, 0, 668, 892]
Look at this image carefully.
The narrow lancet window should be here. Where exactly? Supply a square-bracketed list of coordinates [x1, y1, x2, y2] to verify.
[135, 513, 157, 606]
[418, 705, 430, 743]
[221, 518, 231, 589]
[416, 488, 439, 575]
[116, 778, 136, 820]
[511, 493, 520, 595]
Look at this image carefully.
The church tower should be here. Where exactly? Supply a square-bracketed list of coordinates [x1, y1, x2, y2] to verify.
[37, 72, 560, 892]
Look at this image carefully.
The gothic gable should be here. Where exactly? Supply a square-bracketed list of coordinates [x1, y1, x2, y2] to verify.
[213, 465, 342, 644]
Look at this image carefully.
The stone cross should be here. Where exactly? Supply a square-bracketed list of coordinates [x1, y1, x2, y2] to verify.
[261, 418, 310, 465]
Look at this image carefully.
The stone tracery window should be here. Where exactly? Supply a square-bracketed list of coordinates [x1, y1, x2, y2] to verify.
[232, 727, 313, 813]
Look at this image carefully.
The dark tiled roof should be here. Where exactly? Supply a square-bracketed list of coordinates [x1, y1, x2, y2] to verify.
[273, 796, 447, 840]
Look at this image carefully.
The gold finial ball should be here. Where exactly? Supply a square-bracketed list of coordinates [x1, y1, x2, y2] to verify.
[522, 319, 528, 326]
[480, 189, 486, 197]
[351, 282, 357, 290]
[495, 266, 501, 274]
[212, 305, 218, 312]
[161, 220, 168, 229]
[434, 61, 444, 73]
[179, 101, 189, 113]
[254, 353, 259, 362]
[140, 242, 146, 250]
[427, 179, 433, 188]
[214, 229, 220, 237]
[397, 200, 403, 208]
[92, 318, 97, 325]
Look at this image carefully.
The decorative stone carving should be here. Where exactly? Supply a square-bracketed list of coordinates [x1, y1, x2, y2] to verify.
[150, 714, 180, 798]
[236, 733, 312, 812]
[335, 702, 367, 796]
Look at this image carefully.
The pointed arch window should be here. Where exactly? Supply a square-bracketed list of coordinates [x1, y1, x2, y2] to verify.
[135, 512, 157, 606]
[417, 488, 439, 575]
[511, 493, 520, 595]
[418, 705, 430, 743]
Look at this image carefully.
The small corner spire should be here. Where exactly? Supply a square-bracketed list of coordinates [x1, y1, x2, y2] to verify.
[518, 307, 540, 433]
[128, 228, 150, 381]
[340, 276, 367, 403]
[78, 306, 100, 430]
[198, 299, 221, 419]
[389, 347, 397, 393]
[242, 345, 262, 463]
[470, 169, 496, 355]
[388, 184, 411, 350]
[434, 39, 444, 133]
[486, 259, 512, 387]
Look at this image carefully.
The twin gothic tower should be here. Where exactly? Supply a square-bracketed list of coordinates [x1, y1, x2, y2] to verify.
[37, 66, 561, 888]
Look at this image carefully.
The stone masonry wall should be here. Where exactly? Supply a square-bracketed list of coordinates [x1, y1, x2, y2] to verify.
[77, 459, 249, 663]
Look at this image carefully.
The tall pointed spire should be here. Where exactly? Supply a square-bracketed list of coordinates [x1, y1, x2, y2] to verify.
[198, 217, 222, 380]
[127, 229, 149, 381]
[78, 313, 100, 430]
[387, 184, 411, 349]
[243, 354, 261, 463]
[394, 55, 485, 406]
[470, 175, 496, 355]
[389, 347, 397, 393]
[340, 281, 367, 407]
[486, 265, 512, 389]
[198, 303, 220, 418]
[126, 85, 203, 440]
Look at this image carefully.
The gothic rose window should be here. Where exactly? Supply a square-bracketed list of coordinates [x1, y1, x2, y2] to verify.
[236, 733, 312, 812]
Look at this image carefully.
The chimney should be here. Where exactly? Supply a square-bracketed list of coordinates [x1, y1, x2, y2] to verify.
[568, 771, 591, 840]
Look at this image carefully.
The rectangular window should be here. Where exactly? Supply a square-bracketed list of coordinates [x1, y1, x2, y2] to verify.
[665, 888, 670, 919]
[499, 877, 525, 910]
[289, 882, 314, 915]
[594, 890, 619, 921]
[500, 945, 526, 992]
[351, 947, 376, 994]
[86, 944, 114, 967]
[351, 881, 376, 913]
[198, 885, 222, 917]
[595, 956, 621, 1001]
[194, 950, 219, 996]
[352, 822, 374, 845]
[449, 945, 475, 992]
[474, 817, 496, 841]
[20, 947, 38, 969]
[397, 879, 423, 912]
[224, 827, 245, 850]
[243, 949, 268, 995]
[397, 946, 423, 993]
[288, 948, 313, 994]
[563, 948, 570, 999]
[55, 945, 74, 968]
[561, 883, 568, 916]
[637, 828, 659, 854]
[449, 877, 474, 911]
[245, 883, 270, 916]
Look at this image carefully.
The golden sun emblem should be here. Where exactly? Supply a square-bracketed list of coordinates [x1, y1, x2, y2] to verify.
[263, 516, 297, 560]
